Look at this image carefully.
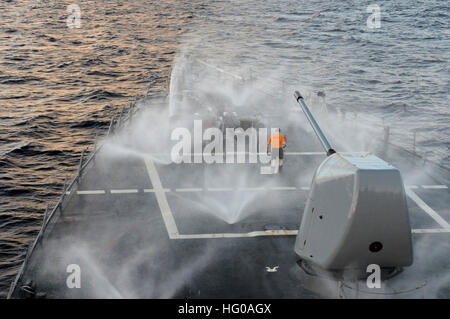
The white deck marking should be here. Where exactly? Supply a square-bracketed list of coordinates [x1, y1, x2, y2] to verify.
[73, 186, 314, 194]
[144, 159, 179, 239]
[71, 181, 450, 238]
[76, 190, 105, 195]
[270, 186, 297, 191]
[110, 189, 139, 194]
[175, 188, 203, 192]
[405, 188, 450, 229]
[72, 189, 450, 237]
[412, 229, 450, 234]
[143, 188, 170, 192]
[422, 185, 448, 189]
[176, 230, 299, 239]
[70, 185, 447, 195]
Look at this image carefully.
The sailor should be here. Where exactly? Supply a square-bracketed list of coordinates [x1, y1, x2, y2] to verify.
[267, 128, 287, 169]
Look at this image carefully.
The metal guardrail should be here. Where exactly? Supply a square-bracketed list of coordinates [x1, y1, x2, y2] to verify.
[295, 97, 448, 171]
[6, 143, 101, 299]
[355, 117, 448, 170]
[170, 58, 447, 170]
[7, 97, 142, 299]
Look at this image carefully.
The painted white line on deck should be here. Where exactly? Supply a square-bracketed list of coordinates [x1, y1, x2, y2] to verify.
[176, 230, 299, 239]
[110, 189, 139, 194]
[72, 186, 311, 194]
[405, 188, 450, 229]
[175, 186, 308, 192]
[175, 188, 203, 192]
[270, 186, 297, 191]
[412, 228, 450, 234]
[76, 190, 105, 195]
[405, 185, 418, 189]
[144, 159, 179, 239]
[143, 188, 170, 193]
[300, 187, 311, 191]
[422, 185, 448, 189]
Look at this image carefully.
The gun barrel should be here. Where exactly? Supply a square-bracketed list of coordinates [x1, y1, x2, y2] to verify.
[294, 91, 336, 156]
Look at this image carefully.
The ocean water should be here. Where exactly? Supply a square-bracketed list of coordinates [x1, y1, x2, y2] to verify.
[0, 0, 448, 297]
[0, 0, 196, 297]
[173, 0, 449, 166]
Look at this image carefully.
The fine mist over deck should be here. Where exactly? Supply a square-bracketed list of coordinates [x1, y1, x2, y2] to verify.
[8, 76, 450, 297]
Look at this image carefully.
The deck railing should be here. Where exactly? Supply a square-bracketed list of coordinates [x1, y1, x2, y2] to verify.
[7, 97, 142, 299]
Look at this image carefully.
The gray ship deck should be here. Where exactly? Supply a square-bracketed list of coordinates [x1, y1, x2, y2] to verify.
[8, 96, 450, 299]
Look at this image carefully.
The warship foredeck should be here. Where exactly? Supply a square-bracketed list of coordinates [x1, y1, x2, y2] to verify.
[8, 96, 450, 299]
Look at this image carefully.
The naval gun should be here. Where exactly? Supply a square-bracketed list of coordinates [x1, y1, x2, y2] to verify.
[293, 91, 413, 276]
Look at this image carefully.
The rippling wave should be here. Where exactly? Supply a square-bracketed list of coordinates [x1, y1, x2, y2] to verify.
[0, 0, 449, 298]
[0, 0, 196, 297]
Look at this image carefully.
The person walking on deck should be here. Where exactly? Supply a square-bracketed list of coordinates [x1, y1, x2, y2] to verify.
[267, 128, 287, 169]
